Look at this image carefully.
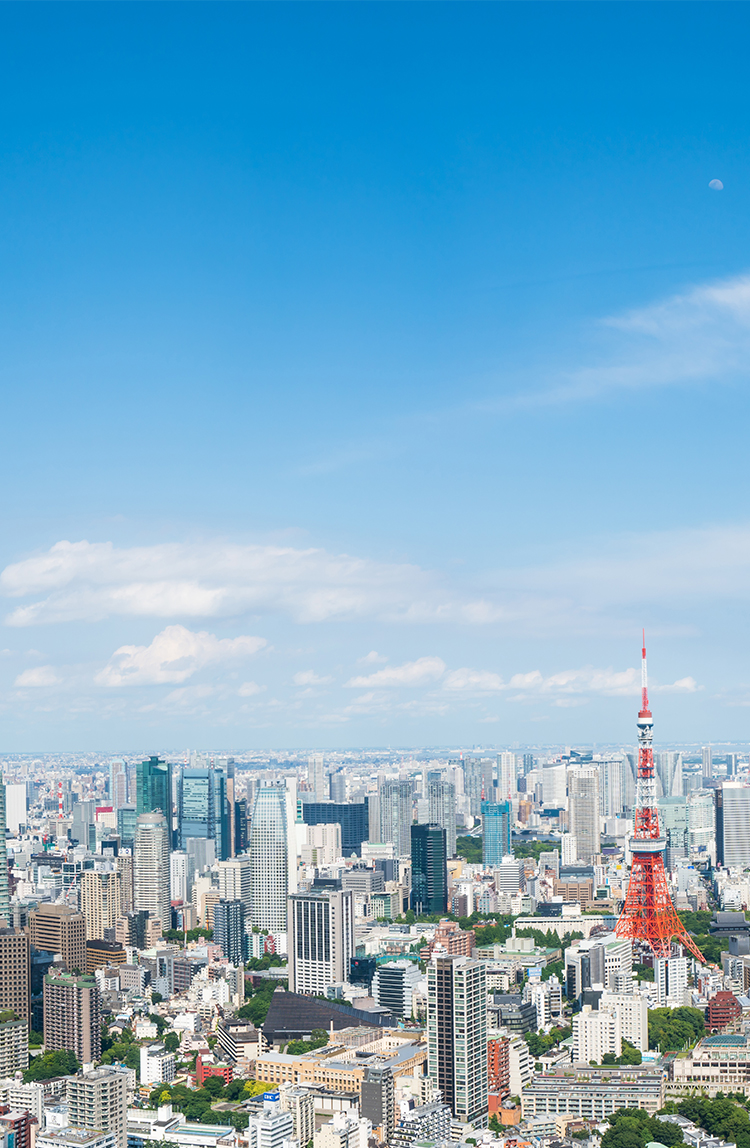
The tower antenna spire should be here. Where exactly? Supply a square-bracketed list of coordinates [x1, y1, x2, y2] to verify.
[616, 634, 704, 962]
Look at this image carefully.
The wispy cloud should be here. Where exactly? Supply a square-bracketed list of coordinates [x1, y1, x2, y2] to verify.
[14, 665, 61, 688]
[0, 540, 503, 628]
[505, 273, 750, 407]
[346, 656, 446, 688]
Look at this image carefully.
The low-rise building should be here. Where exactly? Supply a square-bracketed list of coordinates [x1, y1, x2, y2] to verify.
[671, 1033, 750, 1095]
[314, 1112, 371, 1148]
[521, 1067, 665, 1119]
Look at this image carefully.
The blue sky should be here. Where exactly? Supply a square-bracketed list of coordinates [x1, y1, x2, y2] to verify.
[2, 1, 750, 750]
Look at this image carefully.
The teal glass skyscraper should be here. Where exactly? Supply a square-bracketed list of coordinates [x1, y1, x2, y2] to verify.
[136, 757, 172, 821]
[481, 801, 512, 866]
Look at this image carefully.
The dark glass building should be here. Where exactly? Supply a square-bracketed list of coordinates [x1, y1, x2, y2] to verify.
[301, 800, 369, 856]
[410, 824, 448, 914]
[234, 798, 248, 854]
[213, 899, 246, 966]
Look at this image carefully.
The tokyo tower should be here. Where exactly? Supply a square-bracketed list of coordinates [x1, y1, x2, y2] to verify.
[615, 635, 704, 962]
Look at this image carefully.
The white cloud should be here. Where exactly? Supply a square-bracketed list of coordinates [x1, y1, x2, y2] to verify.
[514, 273, 750, 406]
[293, 670, 333, 686]
[443, 668, 505, 692]
[95, 624, 266, 687]
[0, 539, 503, 628]
[358, 651, 388, 664]
[346, 657, 446, 688]
[14, 665, 61, 688]
[238, 681, 265, 697]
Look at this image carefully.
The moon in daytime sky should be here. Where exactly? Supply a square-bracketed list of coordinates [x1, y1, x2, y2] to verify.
[709, 179, 724, 190]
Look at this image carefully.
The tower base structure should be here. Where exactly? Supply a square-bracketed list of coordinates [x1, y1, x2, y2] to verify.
[615, 847, 704, 962]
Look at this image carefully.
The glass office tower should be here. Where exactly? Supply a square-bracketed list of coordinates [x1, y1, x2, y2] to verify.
[410, 823, 448, 915]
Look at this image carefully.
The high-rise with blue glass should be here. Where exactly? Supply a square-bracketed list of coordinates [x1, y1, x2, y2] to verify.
[481, 801, 512, 866]
[177, 765, 230, 860]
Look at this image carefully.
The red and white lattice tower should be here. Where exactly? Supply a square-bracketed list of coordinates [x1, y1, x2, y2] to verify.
[615, 634, 704, 961]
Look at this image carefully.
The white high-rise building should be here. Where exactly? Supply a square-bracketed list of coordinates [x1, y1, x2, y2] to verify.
[573, 1005, 621, 1063]
[67, 1067, 128, 1148]
[427, 776, 457, 858]
[599, 758, 624, 818]
[4, 785, 27, 834]
[170, 851, 189, 903]
[249, 782, 296, 944]
[139, 1043, 176, 1084]
[109, 760, 128, 810]
[308, 755, 327, 802]
[716, 783, 749, 868]
[542, 765, 567, 808]
[134, 812, 171, 929]
[378, 779, 412, 858]
[568, 767, 601, 864]
[288, 883, 355, 995]
[217, 855, 253, 911]
[427, 956, 488, 1128]
[654, 956, 689, 1007]
[246, 1097, 295, 1148]
[497, 754, 517, 803]
[561, 833, 577, 865]
[599, 991, 648, 1053]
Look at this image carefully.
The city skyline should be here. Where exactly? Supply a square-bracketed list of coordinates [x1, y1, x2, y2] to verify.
[2, 4, 750, 747]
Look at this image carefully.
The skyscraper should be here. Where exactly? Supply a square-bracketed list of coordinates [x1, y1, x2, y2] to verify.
[599, 759, 624, 819]
[702, 746, 713, 780]
[427, 956, 488, 1128]
[657, 797, 689, 869]
[379, 780, 412, 858]
[29, 905, 86, 975]
[177, 766, 229, 860]
[288, 882, 354, 995]
[108, 760, 128, 810]
[234, 798, 249, 853]
[568, 768, 601, 864]
[0, 929, 30, 1023]
[249, 783, 295, 940]
[308, 755, 327, 802]
[215, 757, 236, 858]
[43, 973, 101, 1063]
[136, 757, 172, 823]
[462, 759, 493, 816]
[329, 771, 346, 803]
[410, 824, 448, 915]
[217, 855, 253, 911]
[427, 775, 457, 858]
[213, 900, 246, 966]
[134, 811, 171, 929]
[80, 871, 123, 940]
[0, 785, 9, 926]
[716, 783, 750, 869]
[497, 753, 517, 804]
[481, 801, 511, 867]
[170, 851, 189, 903]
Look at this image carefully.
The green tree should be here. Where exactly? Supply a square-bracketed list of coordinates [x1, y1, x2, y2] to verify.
[164, 1032, 180, 1054]
[202, 1076, 225, 1098]
[151, 992, 163, 1004]
[648, 1007, 705, 1051]
[24, 1050, 79, 1081]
